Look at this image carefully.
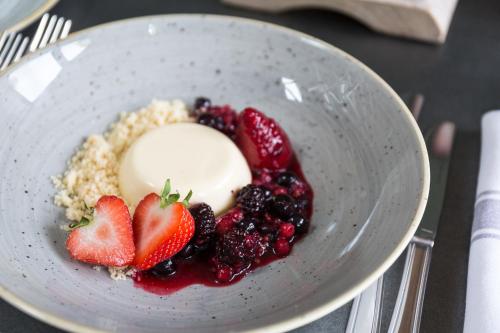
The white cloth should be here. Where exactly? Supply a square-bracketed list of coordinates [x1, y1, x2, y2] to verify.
[464, 111, 500, 333]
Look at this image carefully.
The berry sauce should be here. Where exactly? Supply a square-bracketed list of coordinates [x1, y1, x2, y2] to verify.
[134, 251, 290, 295]
[133, 156, 313, 295]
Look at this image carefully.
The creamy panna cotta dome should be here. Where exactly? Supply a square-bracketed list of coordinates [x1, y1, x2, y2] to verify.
[119, 123, 252, 215]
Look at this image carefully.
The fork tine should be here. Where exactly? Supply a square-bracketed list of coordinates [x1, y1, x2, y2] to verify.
[0, 31, 9, 52]
[49, 17, 65, 44]
[13, 36, 29, 63]
[0, 33, 15, 65]
[60, 20, 72, 39]
[0, 14, 72, 70]
[0, 33, 22, 70]
[29, 13, 49, 52]
[38, 14, 57, 49]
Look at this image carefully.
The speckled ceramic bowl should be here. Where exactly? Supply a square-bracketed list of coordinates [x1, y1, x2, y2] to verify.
[0, 15, 429, 333]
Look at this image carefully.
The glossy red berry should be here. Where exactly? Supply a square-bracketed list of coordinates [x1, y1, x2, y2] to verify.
[274, 238, 291, 256]
[279, 223, 295, 239]
[216, 265, 233, 282]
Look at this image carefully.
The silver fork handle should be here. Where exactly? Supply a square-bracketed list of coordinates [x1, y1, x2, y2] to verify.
[388, 241, 432, 333]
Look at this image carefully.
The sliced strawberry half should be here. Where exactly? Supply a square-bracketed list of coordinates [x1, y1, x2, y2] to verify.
[236, 107, 293, 170]
[66, 195, 135, 267]
[132, 180, 195, 271]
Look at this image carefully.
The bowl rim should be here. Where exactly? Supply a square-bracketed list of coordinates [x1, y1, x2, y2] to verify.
[0, 13, 430, 333]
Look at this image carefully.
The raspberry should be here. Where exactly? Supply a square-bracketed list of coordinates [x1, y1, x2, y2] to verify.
[236, 184, 268, 214]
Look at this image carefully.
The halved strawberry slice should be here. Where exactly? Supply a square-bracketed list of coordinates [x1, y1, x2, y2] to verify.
[66, 195, 135, 267]
[132, 180, 195, 271]
[236, 107, 293, 170]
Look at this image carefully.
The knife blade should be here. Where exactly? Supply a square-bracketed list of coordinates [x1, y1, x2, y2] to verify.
[414, 123, 454, 243]
[388, 120, 456, 333]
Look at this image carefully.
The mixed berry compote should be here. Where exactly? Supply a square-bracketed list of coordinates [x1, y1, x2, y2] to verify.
[134, 97, 313, 294]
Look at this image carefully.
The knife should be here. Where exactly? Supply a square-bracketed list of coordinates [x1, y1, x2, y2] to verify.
[387, 119, 456, 333]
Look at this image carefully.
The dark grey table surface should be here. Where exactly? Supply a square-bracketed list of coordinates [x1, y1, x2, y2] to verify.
[1, 0, 493, 331]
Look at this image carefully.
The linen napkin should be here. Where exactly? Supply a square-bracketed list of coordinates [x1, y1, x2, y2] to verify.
[464, 111, 500, 332]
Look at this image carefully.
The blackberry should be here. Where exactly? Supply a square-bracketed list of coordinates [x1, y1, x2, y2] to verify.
[270, 194, 296, 219]
[288, 214, 309, 234]
[149, 259, 176, 277]
[189, 203, 216, 247]
[216, 228, 267, 266]
[197, 113, 225, 132]
[236, 217, 259, 233]
[276, 171, 298, 187]
[236, 184, 267, 214]
[262, 186, 273, 202]
[194, 97, 211, 113]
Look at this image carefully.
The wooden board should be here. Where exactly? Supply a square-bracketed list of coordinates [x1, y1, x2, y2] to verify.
[222, 0, 459, 44]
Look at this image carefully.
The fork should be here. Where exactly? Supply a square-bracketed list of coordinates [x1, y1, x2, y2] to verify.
[0, 13, 72, 71]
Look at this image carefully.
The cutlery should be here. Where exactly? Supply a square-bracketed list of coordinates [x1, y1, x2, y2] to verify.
[0, 13, 72, 71]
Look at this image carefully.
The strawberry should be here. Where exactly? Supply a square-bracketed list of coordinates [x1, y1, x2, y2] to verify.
[132, 180, 195, 271]
[66, 196, 135, 267]
[236, 107, 292, 170]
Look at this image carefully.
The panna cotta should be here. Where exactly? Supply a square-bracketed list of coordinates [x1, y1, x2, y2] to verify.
[119, 123, 252, 214]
